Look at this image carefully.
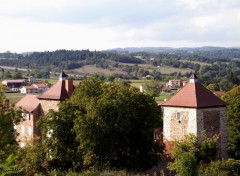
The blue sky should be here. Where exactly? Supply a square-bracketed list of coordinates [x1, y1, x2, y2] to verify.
[0, 0, 240, 52]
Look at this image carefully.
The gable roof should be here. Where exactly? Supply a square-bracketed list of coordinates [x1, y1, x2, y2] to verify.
[37, 80, 69, 100]
[33, 83, 48, 88]
[3, 79, 24, 83]
[20, 86, 38, 90]
[161, 75, 227, 108]
[15, 94, 40, 112]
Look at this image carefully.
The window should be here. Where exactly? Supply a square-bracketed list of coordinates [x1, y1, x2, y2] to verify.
[21, 126, 25, 134]
[28, 113, 31, 120]
[176, 112, 181, 123]
[29, 127, 32, 136]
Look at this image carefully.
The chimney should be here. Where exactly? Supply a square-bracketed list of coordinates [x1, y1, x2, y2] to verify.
[65, 80, 74, 96]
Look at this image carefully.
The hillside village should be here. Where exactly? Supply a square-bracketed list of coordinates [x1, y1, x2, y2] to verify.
[0, 49, 240, 175]
[2, 70, 234, 175]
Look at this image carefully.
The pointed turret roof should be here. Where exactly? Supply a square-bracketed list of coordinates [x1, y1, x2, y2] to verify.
[38, 71, 71, 100]
[38, 80, 69, 100]
[161, 74, 227, 108]
[59, 70, 68, 81]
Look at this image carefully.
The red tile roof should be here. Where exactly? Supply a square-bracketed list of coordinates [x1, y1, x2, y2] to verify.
[33, 83, 48, 88]
[21, 86, 38, 90]
[161, 81, 227, 108]
[37, 80, 74, 100]
[3, 79, 24, 83]
[15, 94, 40, 112]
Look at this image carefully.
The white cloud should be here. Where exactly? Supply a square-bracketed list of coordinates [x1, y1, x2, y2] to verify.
[0, 0, 240, 52]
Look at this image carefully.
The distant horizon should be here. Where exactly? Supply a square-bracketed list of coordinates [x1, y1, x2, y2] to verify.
[1, 45, 240, 54]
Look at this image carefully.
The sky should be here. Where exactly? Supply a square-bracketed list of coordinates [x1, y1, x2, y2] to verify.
[0, 0, 240, 53]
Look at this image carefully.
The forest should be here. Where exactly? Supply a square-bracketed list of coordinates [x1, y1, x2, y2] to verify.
[0, 47, 239, 91]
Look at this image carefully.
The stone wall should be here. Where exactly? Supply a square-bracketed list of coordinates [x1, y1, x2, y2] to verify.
[163, 107, 197, 141]
[196, 107, 227, 159]
[40, 99, 60, 114]
[15, 105, 42, 147]
[163, 106, 227, 159]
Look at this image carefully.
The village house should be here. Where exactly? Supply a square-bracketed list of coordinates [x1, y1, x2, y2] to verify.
[20, 83, 49, 94]
[15, 71, 76, 146]
[2, 79, 25, 91]
[161, 74, 227, 159]
[166, 79, 182, 89]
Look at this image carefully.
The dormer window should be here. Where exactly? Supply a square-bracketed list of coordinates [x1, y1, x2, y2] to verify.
[176, 112, 181, 123]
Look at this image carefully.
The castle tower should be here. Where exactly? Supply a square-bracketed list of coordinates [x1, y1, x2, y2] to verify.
[161, 74, 227, 159]
[38, 70, 75, 114]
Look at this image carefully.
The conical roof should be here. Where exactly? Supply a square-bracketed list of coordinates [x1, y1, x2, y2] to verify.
[161, 75, 227, 108]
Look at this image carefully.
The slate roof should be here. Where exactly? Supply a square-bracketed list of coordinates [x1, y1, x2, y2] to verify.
[161, 75, 227, 108]
[15, 94, 40, 112]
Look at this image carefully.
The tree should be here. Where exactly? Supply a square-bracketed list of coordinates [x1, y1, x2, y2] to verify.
[222, 86, 240, 159]
[0, 92, 22, 163]
[16, 137, 48, 176]
[39, 103, 83, 171]
[40, 77, 163, 171]
[168, 133, 219, 176]
[144, 79, 162, 99]
[206, 83, 220, 92]
[71, 77, 163, 171]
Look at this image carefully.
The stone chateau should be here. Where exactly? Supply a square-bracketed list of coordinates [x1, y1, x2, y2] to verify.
[15, 71, 76, 147]
[15, 72, 227, 159]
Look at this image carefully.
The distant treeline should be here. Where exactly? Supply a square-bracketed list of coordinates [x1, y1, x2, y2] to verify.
[0, 50, 143, 70]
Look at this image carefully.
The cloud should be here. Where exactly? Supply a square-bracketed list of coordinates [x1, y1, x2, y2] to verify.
[0, 0, 240, 52]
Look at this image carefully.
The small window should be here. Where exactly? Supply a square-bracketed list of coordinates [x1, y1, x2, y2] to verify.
[28, 113, 31, 120]
[176, 112, 181, 123]
[21, 126, 25, 134]
[29, 127, 32, 136]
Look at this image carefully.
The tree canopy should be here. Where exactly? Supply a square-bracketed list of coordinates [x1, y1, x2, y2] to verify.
[40, 77, 163, 171]
[222, 86, 240, 159]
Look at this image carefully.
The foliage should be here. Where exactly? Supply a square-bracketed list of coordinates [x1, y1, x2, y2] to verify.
[0, 93, 22, 163]
[199, 159, 240, 176]
[168, 133, 219, 176]
[222, 86, 240, 159]
[206, 83, 220, 92]
[144, 79, 162, 99]
[39, 102, 83, 171]
[0, 154, 22, 176]
[40, 77, 163, 172]
[16, 137, 47, 176]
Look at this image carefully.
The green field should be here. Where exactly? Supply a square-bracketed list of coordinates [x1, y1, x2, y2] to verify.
[5, 92, 27, 103]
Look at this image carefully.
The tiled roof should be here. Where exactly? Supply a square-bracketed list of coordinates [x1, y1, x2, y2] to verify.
[3, 79, 24, 83]
[33, 83, 48, 88]
[37, 80, 70, 100]
[15, 94, 40, 112]
[161, 80, 227, 108]
[21, 86, 38, 90]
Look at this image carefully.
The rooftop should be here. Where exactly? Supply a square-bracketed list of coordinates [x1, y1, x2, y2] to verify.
[161, 74, 227, 108]
[15, 94, 40, 112]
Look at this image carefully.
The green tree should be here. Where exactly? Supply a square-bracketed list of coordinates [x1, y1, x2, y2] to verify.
[0, 93, 22, 163]
[72, 77, 163, 171]
[206, 83, 220, 92]
[144, 79, 162, 99]
[41, 77, 163, 171]
[168, 133, 218, 176]
[222, 86, 240, 159]
[16, 137, 48, 176]
[39, 103, 83, 171]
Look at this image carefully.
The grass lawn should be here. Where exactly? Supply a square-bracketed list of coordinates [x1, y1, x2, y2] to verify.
[5, 92, 27, 104]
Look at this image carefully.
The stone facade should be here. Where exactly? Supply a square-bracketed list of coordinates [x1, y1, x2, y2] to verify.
[15, 105, 42, 147]
[163, 106, 227, 159]
[40, 100, 60, 114]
